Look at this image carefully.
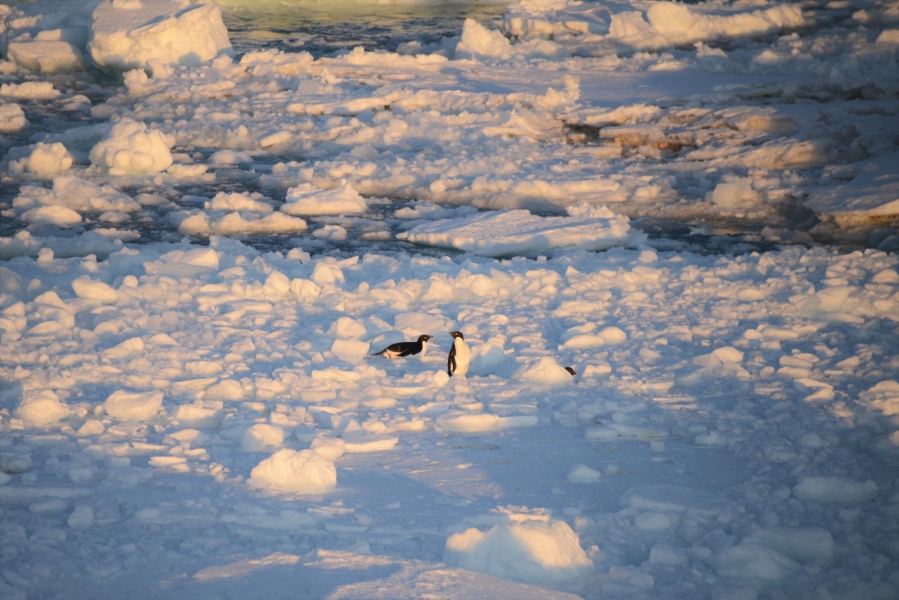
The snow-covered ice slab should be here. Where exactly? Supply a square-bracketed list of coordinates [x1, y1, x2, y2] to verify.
[88, 0, 232, 72]
[804, 153, 899, 220]
[397, 205, 644, 257]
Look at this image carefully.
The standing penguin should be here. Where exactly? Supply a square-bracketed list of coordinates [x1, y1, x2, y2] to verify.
[371, 334, 432, 359]
[447, 331, 470, 377]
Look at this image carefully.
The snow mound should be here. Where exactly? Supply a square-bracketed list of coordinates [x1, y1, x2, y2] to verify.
[89, 118, 174, 174]
[0, 81, 61, 100]
[741, 527, 834, 564]
[250, 448, 337, 494]
[715, 544, 800, 588]
[9, 142, 73, 176]
[104, 390, 163, 421]
[397, 206, 643, 257]
[444, 520, 593, 584]
[14, 389, 69, 426]
[8, 41, 84, 73]
[0, 103, 29, 134]
[513, 357, 573, 385]
[561, 326, 627, 349]
[331, 338, 370, 364]
[281, 182, 368, 216]
[792, 476, 878, 504]
[89, 0, 232, 72]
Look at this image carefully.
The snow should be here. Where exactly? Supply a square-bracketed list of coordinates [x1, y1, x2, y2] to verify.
[88, 0, 232, 72]
[398, 206, 644, 257]
[250, 448, 337, 494]
[445, 520, 593, 584]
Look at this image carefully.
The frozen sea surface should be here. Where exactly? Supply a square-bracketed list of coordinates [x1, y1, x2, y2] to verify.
[0, 0, 898, 599]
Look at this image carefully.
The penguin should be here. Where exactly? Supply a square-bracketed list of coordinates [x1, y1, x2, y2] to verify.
[371, 334, 432, 359]
[447, 331, 470, 377]
[565, 366, 577, 376]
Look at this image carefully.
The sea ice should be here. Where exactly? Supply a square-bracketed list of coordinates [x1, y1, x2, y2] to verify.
[242, 424, 285, 452]
[250, 448, 337, 494]
[104, 390, 164, 421]
[0, 103, 28, 134]
[792, 476, 878, 504]
[89, 118, 174, 174]
[88, 0, 232, 71]
[398, 206, 643, 257]
[444, 520, 594, 584]
[513, 357, 574, 385]
[714, 544, 800, 587]
[14, 389, 69, 426]
[281, 182, 368, 216]
[7, 40, 84, 73]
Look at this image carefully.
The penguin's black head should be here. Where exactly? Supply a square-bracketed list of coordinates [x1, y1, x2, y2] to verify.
[450, 331, 464, 340]
[418, 334, 433, 342]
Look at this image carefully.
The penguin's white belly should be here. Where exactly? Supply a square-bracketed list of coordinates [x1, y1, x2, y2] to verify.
[454, 339, 470, 375]
[419, 341, 427, 359]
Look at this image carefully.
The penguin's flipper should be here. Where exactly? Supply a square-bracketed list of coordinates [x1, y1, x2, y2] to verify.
[447, 342, 457, 376]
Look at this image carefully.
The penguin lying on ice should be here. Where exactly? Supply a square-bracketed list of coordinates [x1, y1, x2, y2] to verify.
[371, 334, 432, 359]
[447, 331, 470, 377]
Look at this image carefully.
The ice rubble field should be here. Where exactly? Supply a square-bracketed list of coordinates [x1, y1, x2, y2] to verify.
[1, 0, 899, 598]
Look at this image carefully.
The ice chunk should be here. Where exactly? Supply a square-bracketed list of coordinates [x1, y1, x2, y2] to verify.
[792, 476, 878, 503]
[209, 149, 253, 164]
[206, 192, 273, 213]
[159, 247, 219, 269]
[331, 338, 370, 365]
[635, 511, 671, 533]
[89, 118, 174, 174]
[561, 326, 627, 349]
[13, 176, 140, 216]
[89, 0, 232, 71]
[14, 389, 69, 426]
[0, 103, 28, 134]
[437, 411, 501, 432]
[72, 278, 118, 304]
[242, 424, 285, 452]
[177, 211, 307, 236]
[620, 485, 734, 517]
[707, 177, 762, 210]
[805, 153, 899, 219]
[715, 544, 800, 587]
[104, 390, 163, 421]
[204, 379, 243, 401]
[169, 404, 223, 428]
[859, 380, 899, 416]
[444, 520, 593, 584]
[68, 505, 94, 529]
[7, 41, 84, 73]
[328, 316, 366, 339]
[344, 435, 399, 453]
[281, 182, 368, 216]
[397, 206, 643, 257]
[649, 544, 689, 566]
[19, 205, 82, 227]
[9, 142, 73, 176]
[513, 357, 574, 385]
[310, 437, 346, 461]
[741, 527, 833, 564]
[0, 81, 61, 100]
[250, 448, 337, 494]
[456, 18, 512, 60]
[567, 464, 601, 483]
